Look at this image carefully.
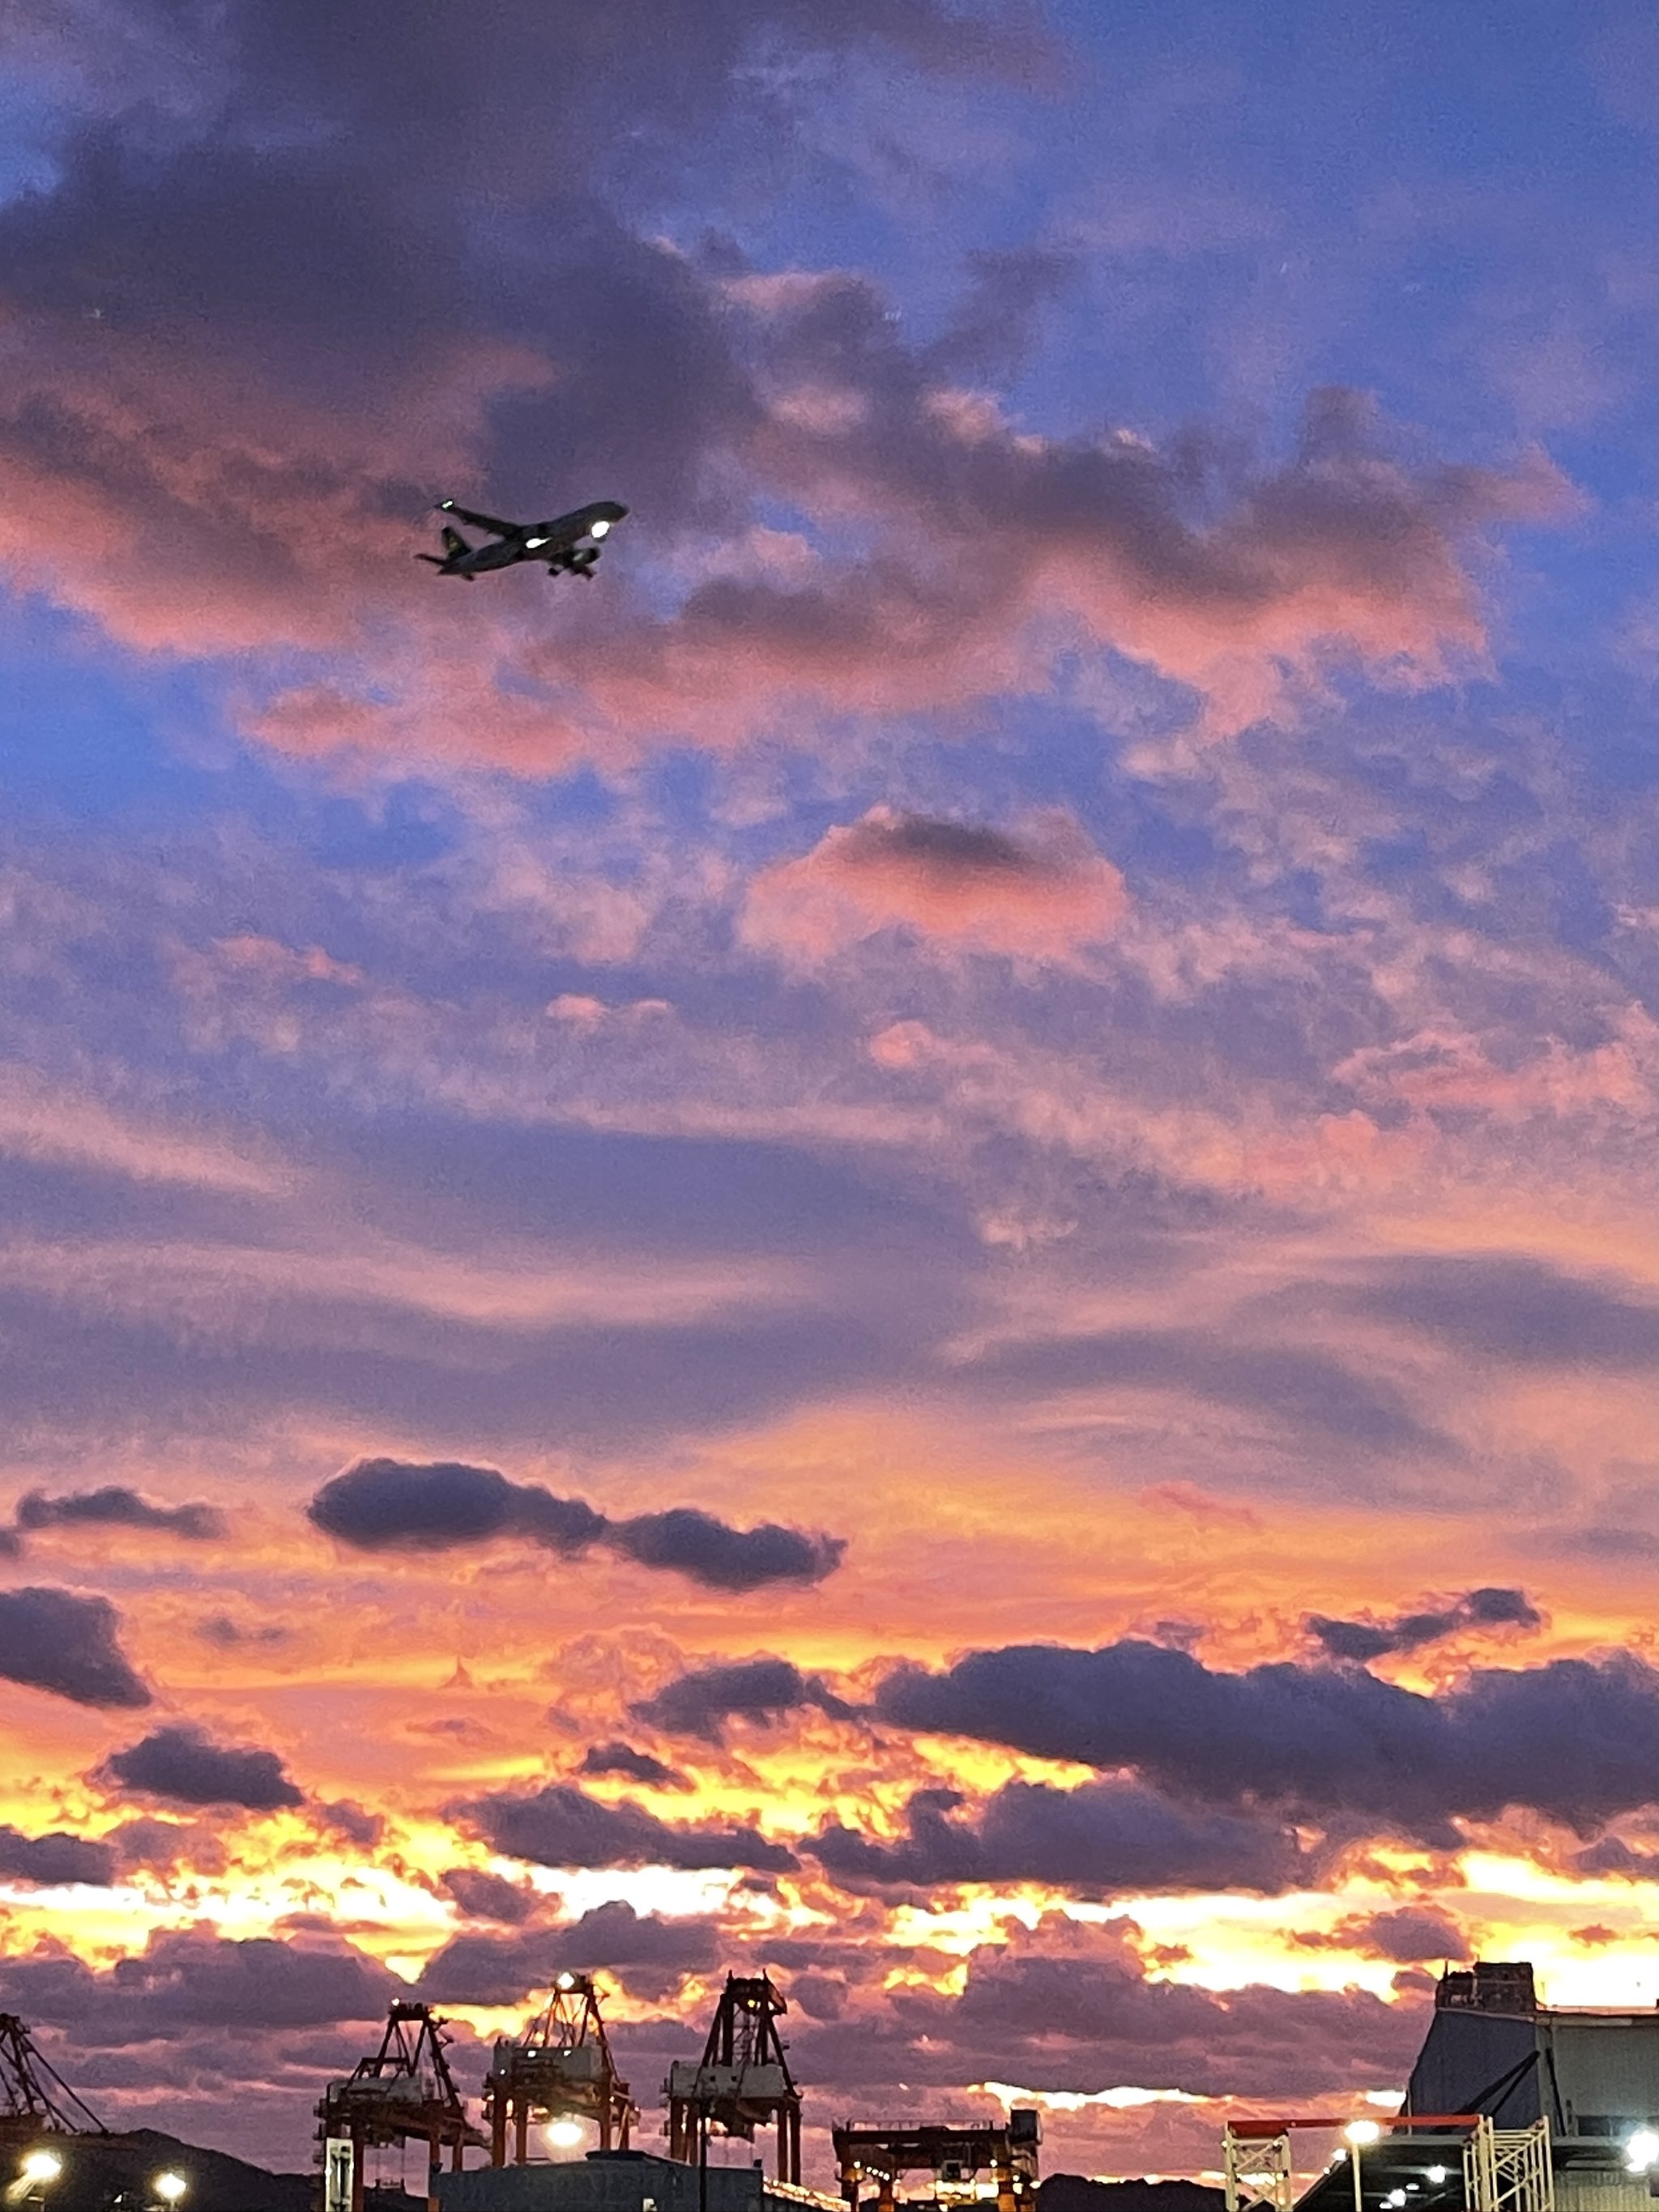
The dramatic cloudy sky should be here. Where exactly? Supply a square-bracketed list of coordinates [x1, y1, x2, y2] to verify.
[1, 0, 1655, 2189]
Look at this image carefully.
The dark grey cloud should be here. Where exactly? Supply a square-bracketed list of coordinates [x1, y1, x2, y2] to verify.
[454, 1782, 797, 1873]
[443, 1867, 539, 1924]
[0, 1586, 151, 1708]
[876, 1641, 1659, 1839]
[923, 246, 1078, 384]
[309, 1457, 844, 1592]
[12, 1485, 225, 1541]
[97, 1724, 304, 1812]
[0, 0, 1037, 663]
[781, 1921, 1431, 2102]
[1571, 1835, 1659, 1878]
[0, 1927, 393, 2043]
[1307, 1586, 1544, 1663]
[418, 1900, 719, 2007]
[196, 1614, 290, 1648]
[1341, 1906, 1469, 1963]
[1347, 1255, 1659, 1368]
[319, 1800, 384, 1849]
[833, 812, 1048, 882]
[308, 1457, 605, 1554]
[632, 1656, 855, 1741]
[0, 1824, 119, 1888]
[809, 1779, 1306, 1894]
[609, 1509, 846, 1591]
[577, 1742, 690, 1789]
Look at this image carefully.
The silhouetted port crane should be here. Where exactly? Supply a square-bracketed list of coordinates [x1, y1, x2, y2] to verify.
[0, 2013, 106, 2150]
[666, 1974, 802, 2187]
[833, 2113, 1042, 2212]
[484, 1973, 636, 2165]
[318, 2003, 484, 2212]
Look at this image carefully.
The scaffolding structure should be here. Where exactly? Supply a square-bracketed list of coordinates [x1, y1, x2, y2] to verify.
[1222, 2112, 1555, 2212]
[0, 2014, 105, 2150]
[832, 2115, 1042, 2212]
[1465, 2119, 1555, 2212]
[666, 1975, 802, 2187]
[318, 2003, 484, 2212]
[484, 1974, 635, 2166]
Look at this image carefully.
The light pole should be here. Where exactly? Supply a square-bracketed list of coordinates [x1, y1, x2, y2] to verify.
[1345, 2120, 1381, 2212]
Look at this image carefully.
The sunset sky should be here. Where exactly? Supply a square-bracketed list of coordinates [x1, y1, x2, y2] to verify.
[0, 0, 1655, 2191]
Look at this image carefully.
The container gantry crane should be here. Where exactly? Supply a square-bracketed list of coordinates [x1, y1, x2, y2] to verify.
[483, 1972, 636, 2166]
[666, 1974, 802, 2188]
[318, 2002, 484, 2212]
[0, 2013, 106, 2152]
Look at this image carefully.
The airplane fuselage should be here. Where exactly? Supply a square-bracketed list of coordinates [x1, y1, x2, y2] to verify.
[423, 499, 629, 580]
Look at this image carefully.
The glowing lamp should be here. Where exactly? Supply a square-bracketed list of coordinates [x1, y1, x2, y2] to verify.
[1345, 2124, 1382, 2147]
[1426, 2170, 1448, 2186]
[1626, 2131, 1659, 2176]
[556, 1972, 576, 1990]
[546, 2123, 585, 2150]
[19, 2156, 62, 2187]
[154, 2175, 187, 2205]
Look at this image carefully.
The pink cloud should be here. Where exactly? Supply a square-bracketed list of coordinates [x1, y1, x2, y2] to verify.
[743, 807, 1128, 961]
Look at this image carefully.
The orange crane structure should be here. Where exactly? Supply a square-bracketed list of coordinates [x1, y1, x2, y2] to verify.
[666, 1974, 802, 2188]
[318, 2002, 484, 2212]
[483, 1973, 636, 2166]
[0, 2014, 105, 2154]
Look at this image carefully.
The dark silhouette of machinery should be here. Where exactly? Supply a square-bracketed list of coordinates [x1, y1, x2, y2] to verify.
[483, 1973, 635, 2165]
[0, 2013, 105, 2150]
[318, 2003, 484, 2212]
[666, 1975, 802, 2186]
[833, 2113, 1042, 2212]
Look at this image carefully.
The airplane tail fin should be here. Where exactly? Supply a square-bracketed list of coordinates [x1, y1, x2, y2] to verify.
[441, 526, 471, 556]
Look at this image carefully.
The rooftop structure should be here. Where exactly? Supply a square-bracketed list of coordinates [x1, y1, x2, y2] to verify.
[437, 2148, 840, 2212]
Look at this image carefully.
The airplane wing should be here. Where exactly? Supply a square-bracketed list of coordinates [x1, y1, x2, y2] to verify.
[437, 501, 522, 540]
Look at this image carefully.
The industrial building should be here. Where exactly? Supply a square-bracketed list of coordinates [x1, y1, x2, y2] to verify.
[1225, 1963, 1659, 2212]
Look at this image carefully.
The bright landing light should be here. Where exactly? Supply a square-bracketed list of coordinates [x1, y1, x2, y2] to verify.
[546, 2122, 585, 2150]
[1626, 2130, 1659, 2175]
[525, 537, 547, 548]
[589, 518, 612, 537]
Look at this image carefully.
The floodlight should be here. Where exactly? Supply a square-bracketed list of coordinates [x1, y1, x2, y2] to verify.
[19, 2156, 62, 2188]
[1345, 2124, 1382, 2147]
[154, 2174, 188, 2204]
[1426, 2169, 1447, 2187]
[546, 2122, 585, 2150]
[556, 1972, 575, 1990]
[1625, 2131, 1659, 2176]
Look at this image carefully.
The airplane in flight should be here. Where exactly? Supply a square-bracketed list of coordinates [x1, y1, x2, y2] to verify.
[417, 497, 628, 581]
